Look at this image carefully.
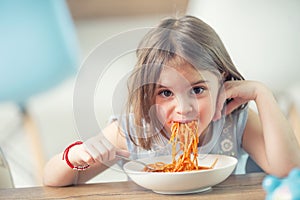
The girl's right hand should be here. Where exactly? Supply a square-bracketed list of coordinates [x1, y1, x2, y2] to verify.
[84, 134, 117, 164]
[66, 142, 96, 168]
[67, 134, 127, 169]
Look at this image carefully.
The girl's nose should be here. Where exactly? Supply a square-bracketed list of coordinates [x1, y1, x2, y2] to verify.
[175, 96, 195, 115]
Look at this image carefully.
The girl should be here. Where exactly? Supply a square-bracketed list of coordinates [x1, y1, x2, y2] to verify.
[43, 15, 300, 186]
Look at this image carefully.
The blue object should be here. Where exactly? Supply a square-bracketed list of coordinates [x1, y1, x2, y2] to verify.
[0, 0, 79, 105]
[263, 168, 300, 200]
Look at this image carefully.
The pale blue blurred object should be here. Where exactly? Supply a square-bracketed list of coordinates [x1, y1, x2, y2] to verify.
[0, 0, 79, 105]
[263, 168, 300, 200]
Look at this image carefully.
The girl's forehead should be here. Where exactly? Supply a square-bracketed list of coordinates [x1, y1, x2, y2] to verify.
[159, 64, 219, 84]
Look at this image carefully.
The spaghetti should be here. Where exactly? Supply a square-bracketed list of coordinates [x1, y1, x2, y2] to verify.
[143, 121, 218, 172]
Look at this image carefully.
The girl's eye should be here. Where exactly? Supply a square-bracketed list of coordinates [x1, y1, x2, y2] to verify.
[159, 90, 173, 97]
[191, 86, 205, 95]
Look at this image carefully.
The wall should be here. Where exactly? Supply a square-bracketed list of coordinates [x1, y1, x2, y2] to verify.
[187, 0, 300, 94]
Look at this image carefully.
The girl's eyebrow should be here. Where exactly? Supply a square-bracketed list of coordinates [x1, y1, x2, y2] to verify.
[191, 80, 209, 85]
[156, 84, 167, 89]
[156, 80, 209, 89]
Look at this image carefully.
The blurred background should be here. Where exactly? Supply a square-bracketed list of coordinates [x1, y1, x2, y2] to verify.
[0, 0, 300, 188]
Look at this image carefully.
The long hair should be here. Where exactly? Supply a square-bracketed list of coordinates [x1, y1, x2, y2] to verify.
[125, 15, 245, 150]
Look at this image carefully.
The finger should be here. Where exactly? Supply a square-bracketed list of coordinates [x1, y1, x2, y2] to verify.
[100, 137, 116, 160]
[80, 150, 95, 165]
[225, 99, 247, 115]
[213, 85, 226, 121]
[84, 141, 103, 162]
[71, 150, 91, 166]
[93, 141, 110, 162]
[84, 136, 116, 163]
[225, 101, 237, 115]
[213, 107, 222, 121]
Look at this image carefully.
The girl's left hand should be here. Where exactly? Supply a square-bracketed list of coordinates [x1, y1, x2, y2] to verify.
[214, 80, 269, 120]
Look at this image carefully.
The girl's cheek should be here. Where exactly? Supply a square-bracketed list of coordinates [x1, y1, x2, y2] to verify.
[154, 104, 169, 124]
[198, 101, 215, 123]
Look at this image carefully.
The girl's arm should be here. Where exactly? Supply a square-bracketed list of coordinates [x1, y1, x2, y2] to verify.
[43, 121, 128, 186]
[42, 150, 107, 186]
[224, 80, 300, 177]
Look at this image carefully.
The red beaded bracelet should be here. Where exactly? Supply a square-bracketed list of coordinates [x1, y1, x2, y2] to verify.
[62, 141, 90, 170]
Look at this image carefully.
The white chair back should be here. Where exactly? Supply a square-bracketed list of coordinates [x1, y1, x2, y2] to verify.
[0, 147, 14, 188]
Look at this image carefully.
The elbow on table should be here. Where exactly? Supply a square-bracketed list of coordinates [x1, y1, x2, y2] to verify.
[42, 174, 74, 187]
[43, 178, 61, 187]
[264, 162, 300, 178]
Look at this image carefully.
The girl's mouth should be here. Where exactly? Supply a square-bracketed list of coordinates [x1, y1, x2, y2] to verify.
[169, 119, 198, 125]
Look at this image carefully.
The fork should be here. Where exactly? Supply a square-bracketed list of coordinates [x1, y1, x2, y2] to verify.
[115, 155, 155, 171]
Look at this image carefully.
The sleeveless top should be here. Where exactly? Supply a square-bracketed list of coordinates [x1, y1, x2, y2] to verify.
[113, 107, 249, 174]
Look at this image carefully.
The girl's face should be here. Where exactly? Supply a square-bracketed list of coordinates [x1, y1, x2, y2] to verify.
[154, 63, 220, 136]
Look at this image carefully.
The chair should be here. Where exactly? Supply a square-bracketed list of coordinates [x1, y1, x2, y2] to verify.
[0, 0, 79, 186]
[0, 0, 79, 104]
[0, 147, 14, 188]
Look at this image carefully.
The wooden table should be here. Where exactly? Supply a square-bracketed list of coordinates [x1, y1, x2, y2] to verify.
[0, 173, 266, 200]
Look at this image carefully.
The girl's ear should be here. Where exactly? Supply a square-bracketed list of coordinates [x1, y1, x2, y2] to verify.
[221, 71, 227, 78]
[221, 71, 232, 82]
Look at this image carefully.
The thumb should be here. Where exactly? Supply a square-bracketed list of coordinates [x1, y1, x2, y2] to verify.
[116, 149, 130, 158]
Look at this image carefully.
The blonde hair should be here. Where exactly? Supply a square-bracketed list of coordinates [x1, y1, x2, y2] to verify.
[125, 15, 244, 150]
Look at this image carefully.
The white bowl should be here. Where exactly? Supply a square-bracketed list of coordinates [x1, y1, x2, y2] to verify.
[123, 154, 237, 194]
